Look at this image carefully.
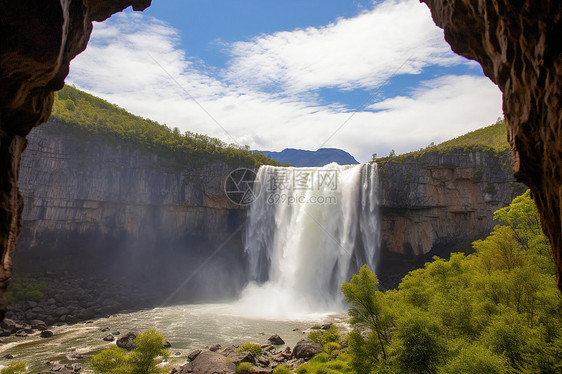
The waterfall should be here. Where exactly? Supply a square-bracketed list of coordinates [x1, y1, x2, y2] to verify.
[235, 163, 380, 317]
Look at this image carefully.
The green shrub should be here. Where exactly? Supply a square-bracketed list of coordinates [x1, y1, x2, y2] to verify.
[440, 344, 507, 374]
[90, 329, 169, 374]
[272, 365, 291, 374]
[236, 343, 262, 357]
[236, 362, 254, 374]
[90, 346, 127, 373]
[6, 278, 47, 304]
[310, 352, 330, 364]
[295, 353, 353, 374]
[0, 362, 27, 374]
[323, 342, 341, 356]
[308, 326, 340, 346]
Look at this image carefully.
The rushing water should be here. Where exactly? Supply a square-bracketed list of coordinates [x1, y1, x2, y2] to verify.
[237, 163, 380, 316]
[1, 163, 379, 370]
[0, 304, 344, 372]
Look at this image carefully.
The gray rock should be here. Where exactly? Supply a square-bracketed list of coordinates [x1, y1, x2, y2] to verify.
[30, 319, 47, 330]
[103, 334, 114, 341]
[180, 351, 235, 374]
[1, 318, 19, 333]
[116, 331, 137, 351]
[271, 353, 286, 362]
[188, 349, 202, 361]
[254, 368, 272, 374]
[40, 330, 54, 338]
[292, 339, 323, 359]
[228, 351, 255, 365]
[267, 334, 285, 345]
[257, 355, 270, 366]
[15, 329, 28, 337]
[209, 343, 221, 352]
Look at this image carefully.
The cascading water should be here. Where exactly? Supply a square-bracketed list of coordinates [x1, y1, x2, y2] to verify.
[235, 163, 380, 318]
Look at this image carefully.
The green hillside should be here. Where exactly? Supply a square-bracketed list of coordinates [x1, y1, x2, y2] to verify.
[51, 85, 281, 167]
[434, 119, 508, 152]
[376, 119, 508, 164]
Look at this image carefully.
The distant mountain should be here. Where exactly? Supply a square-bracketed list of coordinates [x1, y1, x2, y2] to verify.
[254, 148, 359, 167]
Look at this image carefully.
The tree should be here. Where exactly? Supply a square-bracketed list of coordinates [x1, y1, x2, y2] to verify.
[439, 344, 507, 374]
[389, 313, 447, 374]
[341, 265, 394, 360]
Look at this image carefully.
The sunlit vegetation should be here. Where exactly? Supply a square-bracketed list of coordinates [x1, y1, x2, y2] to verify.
[90, 329, 169, 374]
[6, 277, 47, 304]
[308, 326, 341, 346]
[0, 362, 27, 374]
[375, 118, 508, 164]
[237, 362, 255, 373]
[236, 343, 263, 357]
[305, 191, 562, 373]
[51, 85, 281, 167]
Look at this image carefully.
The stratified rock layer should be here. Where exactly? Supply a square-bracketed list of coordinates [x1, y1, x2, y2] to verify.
[376, 150, 525, 287]
[0, 0, 151, 318]
[16, 120, 248, 301]
[420, 0, 562, 289]
[380, 150, 522, 256]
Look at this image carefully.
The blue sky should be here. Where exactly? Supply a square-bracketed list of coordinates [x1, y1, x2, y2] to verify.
[67, 0, 503, 162]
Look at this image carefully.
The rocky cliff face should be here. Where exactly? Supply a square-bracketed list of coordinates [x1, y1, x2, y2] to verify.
[17, 124, 523, 294]
[377, 150, 524, 286]
[16, 120, 248, 303]
[420, 0, 562, 290]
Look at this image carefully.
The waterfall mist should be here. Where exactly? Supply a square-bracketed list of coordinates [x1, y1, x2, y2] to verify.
[234, 163, 380, 318]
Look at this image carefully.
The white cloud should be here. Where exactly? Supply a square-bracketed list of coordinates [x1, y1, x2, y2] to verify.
[67, 3, 503, 164]
[224, 0, 463, 93]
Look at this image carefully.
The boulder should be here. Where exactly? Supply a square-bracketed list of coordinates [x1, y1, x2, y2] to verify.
[30, 319, 47, 330]
[116, 332, 137, 351]
[188, 349, 202, 361]
[40, 330, 54, 338]
[209, 343, 221, 352]
[292, 339, 323, 359]
[257, 355, 270, 366]
[1, 318, 19, 333]
[180, 351, 235, 374]
[15, 329, 27, 337]
[220, 345, 236, 357]
[228, 351, 255, 365]
[271, 353, 286, 363]
[103, 334, 114, 341]
[254, 368, 272, 374]
[267, 335, 285, 345]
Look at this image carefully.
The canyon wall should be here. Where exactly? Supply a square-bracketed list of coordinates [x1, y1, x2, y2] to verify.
[16, 120, 248, 303]
[17, 123, 524, 293]
[377, 150, 524, 286]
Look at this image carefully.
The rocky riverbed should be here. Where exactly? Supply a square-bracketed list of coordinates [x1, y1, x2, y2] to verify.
[0, 303, 346, 372]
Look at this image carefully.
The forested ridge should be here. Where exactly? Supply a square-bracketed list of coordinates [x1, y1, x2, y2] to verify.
[51, 85, 281, 167]
[376, 119, 509, 164]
